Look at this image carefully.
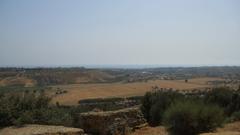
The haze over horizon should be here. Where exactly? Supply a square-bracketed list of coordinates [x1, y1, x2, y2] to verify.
[1, 0, 240, 67]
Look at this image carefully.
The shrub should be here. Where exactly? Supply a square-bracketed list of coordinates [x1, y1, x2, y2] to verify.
[205, 87, 233, 108]
[13, 112, 34, 127]
[205, 87, 240, 115]
[0, 92, 75, 127]
[79, 97, 123, 104]
[141, 91, 183, 126]
[230, 111, 240, 121]
[163, 100, 224, 135]
[227, 93, 240, 115]
[0, 109, 12, 127]
[141, 92, 152, 122]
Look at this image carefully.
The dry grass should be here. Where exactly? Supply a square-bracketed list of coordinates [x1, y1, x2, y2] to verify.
[50, 77, 222, 105]
[201, 121, 240, 135]
[130, 121, 240, 135]
[0, 77, 36, 87]
[131, 126, 168, 135]
[0, 124, 83, 135]
[74, 70, 115, 83]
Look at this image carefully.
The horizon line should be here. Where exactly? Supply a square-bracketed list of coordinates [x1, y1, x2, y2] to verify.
[1, 64, 240, 69]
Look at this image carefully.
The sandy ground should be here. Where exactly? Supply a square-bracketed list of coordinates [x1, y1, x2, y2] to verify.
[131, 121, 240, 135]
[201, 121, 240, 135]
[131, 126, 168, 135]
[1, 119, 239, 135]
[50, 77, 222, 105]
[0, 124, 83, 135]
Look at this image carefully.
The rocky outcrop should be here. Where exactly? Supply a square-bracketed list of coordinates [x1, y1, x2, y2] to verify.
[0, 124, 85, 135]
[77, 107, 146, 135]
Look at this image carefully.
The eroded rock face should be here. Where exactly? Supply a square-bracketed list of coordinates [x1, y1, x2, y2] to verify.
[77, 107, 146, 135]
[0, 124, 85, 135]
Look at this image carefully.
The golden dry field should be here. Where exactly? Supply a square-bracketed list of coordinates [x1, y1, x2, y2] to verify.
[0, 77, 36, 87]
[50, 77, 223, 105]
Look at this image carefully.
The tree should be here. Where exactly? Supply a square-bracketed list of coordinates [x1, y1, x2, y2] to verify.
[163, 101, 224, 135]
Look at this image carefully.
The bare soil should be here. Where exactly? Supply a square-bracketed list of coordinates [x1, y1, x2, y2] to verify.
[130, 121, 240, 135]
[0, 124, 83, 135]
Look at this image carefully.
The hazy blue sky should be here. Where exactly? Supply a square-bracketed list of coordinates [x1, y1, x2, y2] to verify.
[0, 0, 240, 67]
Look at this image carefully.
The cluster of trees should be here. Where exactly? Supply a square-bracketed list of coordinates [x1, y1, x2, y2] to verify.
[0, 91, 81, 128]
[141, 87, 240, 135]
[0, 90, 144, 128]
[78, 96, 143, 112]
[33, 75, 65, 86]
[205, 87, 240, 116]
[2, 85, 240, 135]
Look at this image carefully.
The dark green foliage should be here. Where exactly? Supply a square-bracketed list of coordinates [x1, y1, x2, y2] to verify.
[205, 87, 233, 108]
[230, 111, 240, 121]
[141, 87, 240, 135]
[149, 101, 165, 126]
[30, 108, 74, 126]
[141, 92, 153, 122]
[79, 97, 123, 104]
[0, 86, 47, 94]
[0, 108, 12, 127]
[205, 87, 240, 115]
[0, 90, 143, 128]
[79, 96, 142, 104]
[0, 92, 50, 127]
[126, 96, 143, 100]
[79, 96, 142, 111]
[0, 92, 84, 128]
[141, 91, 183, 126]
[227, 92, 240, 114]
[13, 111, 34, 127]
[163, 101, 225, 135]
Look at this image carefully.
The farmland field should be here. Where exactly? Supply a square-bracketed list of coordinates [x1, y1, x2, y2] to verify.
[50, 77, 223, 105]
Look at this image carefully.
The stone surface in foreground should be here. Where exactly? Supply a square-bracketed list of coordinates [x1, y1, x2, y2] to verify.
[77, 106, 146, 135]
[0, 124, 84, 135]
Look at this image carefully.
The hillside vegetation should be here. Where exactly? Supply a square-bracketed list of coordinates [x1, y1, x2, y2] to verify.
[0, 68, 115, 87]
[141, 87, 240, 135]
[1, 66, 240, 87]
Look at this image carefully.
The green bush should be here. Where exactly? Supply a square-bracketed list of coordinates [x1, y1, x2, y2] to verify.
[0, 92, 50, 127]
[163, 100, 225, 135]
[205, 87, 233, 107]
[140, 87, 240, 134]
[227, 93, 240, 115]
[205, 87, 240, 115]
[141, 91, 183, 126]
[13, 112, 34, 127]
[230, 111, 240, 121]
[0, 91, 79, 127]
[141, 92, 152, 122]
[0, 109, 12, 127]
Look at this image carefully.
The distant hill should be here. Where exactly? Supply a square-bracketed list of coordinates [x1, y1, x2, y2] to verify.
[0, 68, 115, 86]
[0, 66, 240, 87]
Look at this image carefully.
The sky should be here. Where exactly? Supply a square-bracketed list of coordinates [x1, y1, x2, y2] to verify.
[0, 0, 240, 67]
